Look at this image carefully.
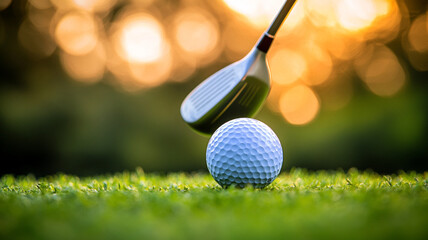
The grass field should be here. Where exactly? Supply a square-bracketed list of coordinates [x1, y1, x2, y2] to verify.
[1, 169, 427, 240]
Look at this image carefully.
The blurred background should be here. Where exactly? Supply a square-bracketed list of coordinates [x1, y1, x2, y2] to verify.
[0, 0, 427, 176]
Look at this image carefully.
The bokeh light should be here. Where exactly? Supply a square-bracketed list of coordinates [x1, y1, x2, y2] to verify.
[128, 57, 172, 88]
[402, 12, 428, 72]
[14, 0, 426, 125]
[337, 0, 390, 32]
[408, 14, 428, 53]
[173, 8, 220, 65]
[223, 18, 258, 58]
[304, 0, 339, 28]
[28, 0, 52, 9]
[55, 12, 99, 56]
[324, 36, 364, 60]
[279, 85, 320, 125]
[49, 0, 115, 11]
[302, 43, 333, 86]
[223, 0, 284, 27]
[270, 49, 307, 85]
[355, 45, 406, 96]
[72, 0, 116, 13]
[60, 43, 106, 83]
[106, 9, 172, 89]
[28, 4, 55, 34]
[280, 0, 305, 32]
[114, 13, 166, 64]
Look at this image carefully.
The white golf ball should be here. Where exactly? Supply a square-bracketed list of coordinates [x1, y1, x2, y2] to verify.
[206, 118, 283, 188]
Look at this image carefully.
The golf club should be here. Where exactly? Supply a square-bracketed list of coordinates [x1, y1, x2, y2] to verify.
[181, 0, 297, 135]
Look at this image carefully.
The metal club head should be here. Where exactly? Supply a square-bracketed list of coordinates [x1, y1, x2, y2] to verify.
[180, 0, 297, 136]
[181, 48, 270, 135]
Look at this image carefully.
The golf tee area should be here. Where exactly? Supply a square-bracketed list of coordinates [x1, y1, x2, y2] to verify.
[1, 169, 427, 240]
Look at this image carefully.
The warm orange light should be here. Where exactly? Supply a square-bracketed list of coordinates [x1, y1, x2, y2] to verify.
[28, 0, 52, 10]
[280, 0, 305, 33]
[170, 53, 197, 83]
[114, 13, 166, 64]
[128, 56, 172, 88]
[17, 0, 415, 114]
[50, 0, 77, 10]
[364, 0, 401, 42]
[266, 84, 285, 113]
[105, 47, 135, 90]
[223, 19, 258, 58]
[404, 49, 428, 72]
[173, 8, 220, 62]
[303, 44, 332, 86]
[408, 14, 428, 53]
[223, 0, 258, 16]
[55, 12, 98, 55]
[60, 43, 106, 83]
[305, 0, 339, 28]
[270, 49, 307, 85]
[279, 85, 320, 125]
[72, 0, 116, 12]
[223, 0, 284, 27]
[355, 45, 405, 97]
[107, 11, 172, 89]
[337, 0, 391, 32]
[325, 36, 364, 60]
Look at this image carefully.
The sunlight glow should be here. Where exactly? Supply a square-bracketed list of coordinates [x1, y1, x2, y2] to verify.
[305, 0, 339, 28]
[281, 1, 305, 31]
[55, 12, 98, 55]
[117, 14, 166, 64]
[28, 0, 416, 125]
[128, 56, 172, 87]
[270, 49, 307, 85]
[337, 0, 390, 32]
[223, 0, 284, 27]
[279, 85, 320, 125]
[303, 44, 332, 86]
[173, 8, 220, 64]
[72, 0, 116, 12]
[355, 45, 405, 97]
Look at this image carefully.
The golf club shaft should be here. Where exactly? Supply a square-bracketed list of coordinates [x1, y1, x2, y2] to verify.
[267, 0, 297, 36]
[256, 0, 297, 53]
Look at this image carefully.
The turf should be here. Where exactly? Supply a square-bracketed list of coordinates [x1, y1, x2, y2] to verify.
[1, 169, 427, 240]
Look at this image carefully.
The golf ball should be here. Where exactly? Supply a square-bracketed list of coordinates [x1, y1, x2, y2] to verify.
[206, 118, 283, 188]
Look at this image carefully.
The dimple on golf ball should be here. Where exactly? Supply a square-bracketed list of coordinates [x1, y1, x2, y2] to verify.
[206, 118, 283, 188]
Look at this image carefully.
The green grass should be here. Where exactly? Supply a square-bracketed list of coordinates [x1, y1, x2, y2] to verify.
[1, 169, 427, 240]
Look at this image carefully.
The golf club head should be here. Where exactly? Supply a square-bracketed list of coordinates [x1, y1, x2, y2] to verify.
[181, 48, 270, 136]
